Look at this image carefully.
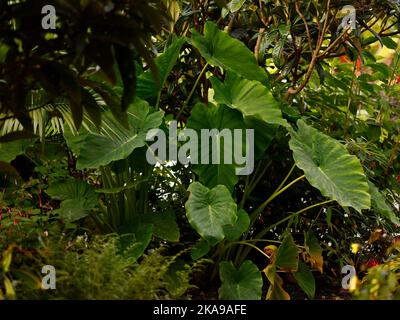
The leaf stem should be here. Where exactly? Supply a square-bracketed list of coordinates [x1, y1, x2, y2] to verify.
[176, 62, 209, 120]
[250, 174, 305, 224]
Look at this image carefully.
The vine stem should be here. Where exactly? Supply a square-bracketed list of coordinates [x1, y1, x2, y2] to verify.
[176, 62, 209, 121]
[222, 241, 271, 260]
[256, 199, 335, 240]
[249, 174, 305, 225]
[235, 167, 303, 264]
[236, 199, 335, 265]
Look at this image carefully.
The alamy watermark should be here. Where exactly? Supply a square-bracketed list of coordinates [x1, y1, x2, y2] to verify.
[41, 265, 56, 290]
[146, 121, 255, 175]
[338, 5, 356, 32]
[341, 265, 356, 290]
[41, 5, 56, 30]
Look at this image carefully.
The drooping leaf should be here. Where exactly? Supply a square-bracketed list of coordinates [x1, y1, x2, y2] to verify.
[185, 182, 237, 244]
[304, 230, 324, 273]
[264, 264, 290, 300]
[223, 209, 250, 241]
[289, 120, 371, 212]
[293, 262, 316, 299]
[211, 72, 287, 127]
[137, 37, 186, 99]
[187, 103, 247, 192]
[219, 260, 263, 300]
[368, 181, 400, 226]
[191, 21, 267, 83]
[274, 233, 299, 272]
[64, 99, 164, 169]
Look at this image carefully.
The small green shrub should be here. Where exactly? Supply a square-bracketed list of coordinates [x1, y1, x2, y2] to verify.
[15, 235, 207, 300]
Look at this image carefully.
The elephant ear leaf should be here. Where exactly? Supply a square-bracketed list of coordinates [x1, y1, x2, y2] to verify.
[211, 72, 287, 127]
[64, 98, 164, 170]
[0, 139, 34, 163]
[185, 182, 237, 245]
[46, 179, 98, 222]
[187, 103, 247, 192]
[191, 21, 267, 84]
[288, 120, 371, 213]
[219, 260, 263, 300]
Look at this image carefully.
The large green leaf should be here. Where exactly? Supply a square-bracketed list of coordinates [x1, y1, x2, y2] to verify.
[185, 182, 237, 244]
[65, 99, 164, 169]
[46, 179, 98, 222]
[219, 260, 263, 300]
[137, 37, 186, 99]
[191, 21, 267, 83]
[289, 120, 371, 212]
[0, 139, 34, 163]
[211, 72, 287, 127]
[187, 103, 247, 192]
[368, 181, 400, 225]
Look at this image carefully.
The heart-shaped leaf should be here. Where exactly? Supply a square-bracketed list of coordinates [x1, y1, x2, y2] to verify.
[219, 260, 263, 300]
[289, 120, 371, 212]
[185, 182, 237, 244]
[46, 179, 98, 222]
[187, 103, 247, 192]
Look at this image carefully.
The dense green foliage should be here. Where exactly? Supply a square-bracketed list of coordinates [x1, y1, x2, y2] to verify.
[1, 0, 400, 300]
